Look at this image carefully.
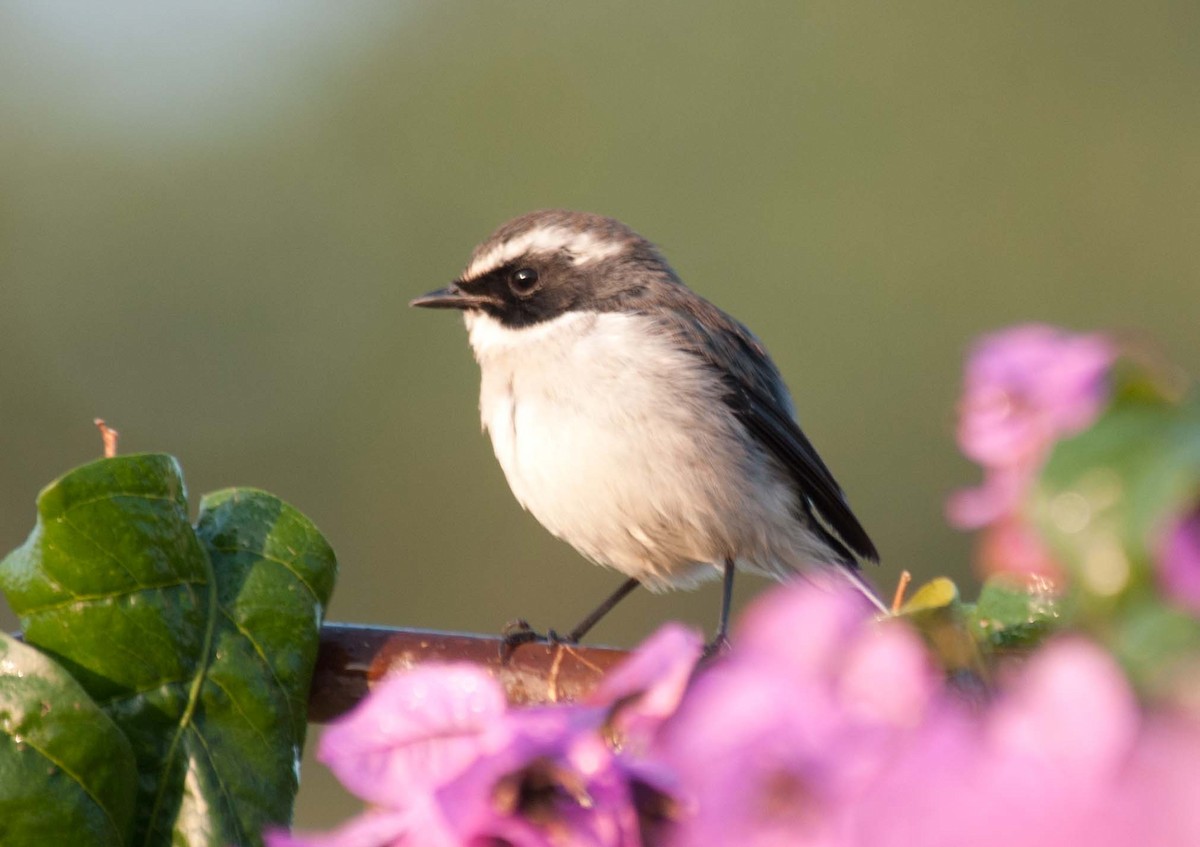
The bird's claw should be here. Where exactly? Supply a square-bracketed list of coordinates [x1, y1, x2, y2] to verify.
[500, 619, 542, 658]
[700, 634, 731, 662]
[499, 619, 576, 660]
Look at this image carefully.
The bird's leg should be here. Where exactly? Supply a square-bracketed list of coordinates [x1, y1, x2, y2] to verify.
[561, 577, 641, 643]
[499, 577, 641, 658]
[701, 559, 736, 659]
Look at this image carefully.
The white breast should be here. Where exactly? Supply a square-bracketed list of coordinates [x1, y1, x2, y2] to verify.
[463, 310, 832, 591]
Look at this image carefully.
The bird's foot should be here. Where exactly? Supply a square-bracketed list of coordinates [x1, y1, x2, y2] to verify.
[700, 634, 731, 662]
[499, 619, 576, 660]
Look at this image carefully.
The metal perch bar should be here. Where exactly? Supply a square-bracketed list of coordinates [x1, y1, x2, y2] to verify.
[307, 623, 631, 724]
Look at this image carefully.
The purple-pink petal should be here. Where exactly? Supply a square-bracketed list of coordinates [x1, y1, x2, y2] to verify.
[1156, 505, 1200, 612]
[276, 573, 1200, 847]
[317, 664, 508, 808]
[957, 324, 1115, 468]
[444, 719, 663, 847]
[589, 622, 703, 747]
[987, 638, 1139, 779]
[732, 579, 874, 679]
[972, 516, 1064, 579]
[945, 466, 1028, 529]
[657, 665, 848, 847]
[851, 640, 1144, 847]
[1122, 715, 1200, 846]
[948, 324, 1115, 580]
[658, 583, 942, 846]
[835, 618, 937, 729]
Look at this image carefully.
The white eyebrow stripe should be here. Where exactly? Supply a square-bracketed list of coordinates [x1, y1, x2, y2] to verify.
[465, 226, 625, 280]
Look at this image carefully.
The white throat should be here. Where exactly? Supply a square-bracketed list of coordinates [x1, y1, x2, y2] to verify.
[464, 310, 598, 361]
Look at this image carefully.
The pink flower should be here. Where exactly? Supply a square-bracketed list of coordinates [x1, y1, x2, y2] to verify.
[1156, 504, 1200, 613]
[318, 664, 509, 810]
[854, 639, 1144, 847]
[947, 324, 1116, 579]
[271, 625, 703, 847]
[272, 580, 1200, 847]
[655, 583, 938, 847]
[589, 624, 706, 752]
[955, 324, 1116, 470]
[973, 516, 1066, 578]
[1119, 714, 1200, 846]
[948, 324, 1115, 530]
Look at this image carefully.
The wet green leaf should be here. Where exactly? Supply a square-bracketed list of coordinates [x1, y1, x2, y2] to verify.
[0, 632, 137, 847]
[0, 455, 336, 847]
[968, 574, 1061, 652]
[1034, 400, 1200, 599]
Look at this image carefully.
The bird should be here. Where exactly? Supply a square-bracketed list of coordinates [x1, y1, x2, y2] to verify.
[411, 210, 881, 654]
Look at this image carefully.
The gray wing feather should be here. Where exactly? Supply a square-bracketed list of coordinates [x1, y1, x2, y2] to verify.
[643, 292, 879, 566]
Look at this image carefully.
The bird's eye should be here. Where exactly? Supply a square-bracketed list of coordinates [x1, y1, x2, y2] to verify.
[508, 267, 540, 296]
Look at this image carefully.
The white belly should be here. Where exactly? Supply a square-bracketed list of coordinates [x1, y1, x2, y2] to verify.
[465, 310, 829, 591]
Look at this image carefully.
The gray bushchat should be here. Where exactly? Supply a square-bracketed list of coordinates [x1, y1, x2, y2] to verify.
[412, 210, 882, 653]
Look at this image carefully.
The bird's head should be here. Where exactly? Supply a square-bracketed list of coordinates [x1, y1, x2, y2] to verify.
[411, 210, 678, 329]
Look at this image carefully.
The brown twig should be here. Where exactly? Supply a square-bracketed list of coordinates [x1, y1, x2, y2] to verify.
[891, 570, 912, 614]
[307, 624, 630, 724]
[93, 418, 119, 458]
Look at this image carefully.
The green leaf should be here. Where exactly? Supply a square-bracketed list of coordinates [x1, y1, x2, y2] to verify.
[187, 487, 338, 839]
[968, 574, 1061, 652]
[1111, 597, 1200, 698]
[896, 578, 985, 677]
[0, 455, 337, 847]
[0, 632, 137, 847]
[1035, 401, 1200, 586]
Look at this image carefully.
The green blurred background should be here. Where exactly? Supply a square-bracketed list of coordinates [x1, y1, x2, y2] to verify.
[2, 0, 1198, 830]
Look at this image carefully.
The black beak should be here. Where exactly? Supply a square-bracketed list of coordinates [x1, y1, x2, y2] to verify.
[410, 283, 499, 311]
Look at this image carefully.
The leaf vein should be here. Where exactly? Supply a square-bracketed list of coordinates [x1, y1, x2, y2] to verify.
[207, 544, 322, 604]
[142, 546, 219, 847]
[22, 578, 206, 614]
[55, 515, 157, 592]
[187, 724, 247, 843]
[57, 492, 181, 516]
[1, 728, 125, 843]
[217, 604, 297, 732]
[205, 673, 274, 754]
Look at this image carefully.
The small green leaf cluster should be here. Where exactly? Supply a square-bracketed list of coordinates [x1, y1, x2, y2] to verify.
[895, 573, 1062, 685]
[1034, 367, 1200, 696]
[0, 455, 337, 847]
[899, 343, 1200, 696]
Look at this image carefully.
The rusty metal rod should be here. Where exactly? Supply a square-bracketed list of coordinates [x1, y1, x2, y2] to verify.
[307, 623, 631, 724]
